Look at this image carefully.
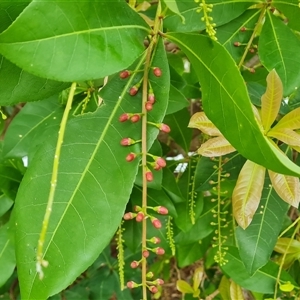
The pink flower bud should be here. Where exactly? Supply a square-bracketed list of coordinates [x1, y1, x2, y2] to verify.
[153, 67, 162, 77]
[120, 138, 134, 146]
[127, 281, 137, 289]
[148, 93, 155, 104]
[152, 218, 162, 229]
[119, 113, 130, 122]
[123, 212, 135, 220]
[136, 212, 145, 222]
[126, 152, 136, 162]
[129, 86, 139, 96]
[143, 250, 150, 258]
[155, 247, 165, 255]
[120, 70, 131, 79]
[156, 157, 166, 168]
[233, 41, 241, 47]
[145, 101, 153, 111]
[156, 206, 168, 215]
[156, 278, 164, 285]
[159, 123, 171, 133]
[150, 237, 161, 244]
[146, 171, 153, 182]
[130, 114, 141, 123]
[134, 205, 142, 212]
[130, 260, 139, 268]
[149, 286, 158, 294]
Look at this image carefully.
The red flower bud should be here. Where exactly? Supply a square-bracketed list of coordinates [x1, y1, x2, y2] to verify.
[130, 260, 139, 268]
[159, 123, 171, 133]
[153, 163, 161, 171]
[149, 286, 158, 294]
[130, 114, 141, 123]
[142, 250, 150, 258]
[129, 86, 139, 96]
[145, 101, 153, 111]
[119, 113, 130, 122]
[120, 138, 134, 146]
[123, 212, 135, 220]
[240, 27, 246, 32]
[152, 218, 162, 229]
[155, 247, 165, 255]
[146, 171, 153, 182]
[153, 67, 162, 77]
[148, 93, 155, 104]
[126, 152, 136, 162]
[156, 278, 164, 285]
[120, 70, 131, 79]
[233, 41, 241, 47]
[127, 281, 137, 289]
[156, 157, 166, 168]
[136, 212, 145, 222]
[156, 206, 168, 215]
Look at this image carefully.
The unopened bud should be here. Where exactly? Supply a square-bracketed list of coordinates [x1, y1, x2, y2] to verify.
[156, 206, 168, 215]
[134, 205, 142, 212]
[149, 286, 158, 294]
[159, 123, 171, 133]
[155, 247, 165, 255]
[150, 237, 161, 244]
[123, 212, 135, 220]
[126, 152, 136, 162]
[153, 67, 162, 77]
[145, 101, 153, 111]
[233, 41, 241, 47]
[119, 113, 130, 122]
[136, 212, 145, 222]
[130, 114, 141, 123]
[148, 93, 155, 104]
[146, 272, 154, 278]
[156, 157, 166, 168]
[120, 70, 131, 79]
[146, 171, 153, 182]
[152, 218, 162, 229]
[130, 261, 139, 268]
[156, 278, 164, 285]
[143, 250, 150, 258]
[129, 86, 139, 96]
[127, 281, 138, 289]
[120, 138, 135, 146]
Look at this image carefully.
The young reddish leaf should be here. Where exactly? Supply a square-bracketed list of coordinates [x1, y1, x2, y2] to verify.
[274, 237, 300, 255]
[232, 160, 265, 229]
[267, 128, 300, 147]
[230, 281, 244, 300]
[261, 69, 283, 132]
[198, 136, 236, 157]
[176, 280, 194, 294]
[188, 112, 222, 136]
[268, 170, 300, 208]
[272, 107, 300, 131]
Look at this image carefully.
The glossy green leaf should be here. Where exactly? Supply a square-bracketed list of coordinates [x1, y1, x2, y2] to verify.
[166, 85, 189, 115]
[0, 1, 150, 82]
[0, 56, 68, 105]
[273, 0, 300, 31]
[14, 38, 169, 299]
[162, 0, 185, 24]
[259, 11, 300, 96]
[164, 0, 256, 32]
[0, 225, 15, 287]
[166, 32, 300, 176]
[0, 195, 14, 218]
[236, 175, 288, 274]
[3, 96, 63, 160]
[261, 69, 283, 132]
[222, 246, 297, 293]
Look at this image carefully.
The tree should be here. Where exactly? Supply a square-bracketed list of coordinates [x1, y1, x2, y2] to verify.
[0, 0, 300, 299]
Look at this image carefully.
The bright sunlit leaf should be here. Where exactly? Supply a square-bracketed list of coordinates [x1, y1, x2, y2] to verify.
[188, 112, 221, 136]
[275, 238, 300, 254]
[232, 160, 265, 229]
[193, 266, 204, 291]
[230, 281, 244, 300]
[272, 107, 300, 130]
[267, 128, 300, 147]
[176, 280, 195, 294]
[268, 170, 300, 207]
[280, 282, 295, 292]
[198, 136, 236, 157]
[261, 69, 283, 132]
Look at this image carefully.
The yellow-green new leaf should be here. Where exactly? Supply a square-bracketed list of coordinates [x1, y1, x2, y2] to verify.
[188, 112, 221, 136]
[192, 266, 204, 291]
[275, 238, 300, 254]
[252, 104, 263, 130]
[272, 107, 300, 130]
[176, 280, 194, 294]
[268, 170, 300, 207]
[232, 160, 265, 229]
[218, 276, 231, 300]
[267, 128, 300, 147]
[230, 281, 244, 300]
[261, 69, 283, 132]
[198, 136, 236, 157]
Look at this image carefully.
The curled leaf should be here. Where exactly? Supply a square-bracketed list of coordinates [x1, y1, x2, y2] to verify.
[188, 112, 221, 136]
[198, 136, 236, 157]
[261, 69, 283, 132]
[268, 170, 300, 208]
[232, 160, 265, 229]
[273, 107, 300, 130]
[267, 128, 300, 147]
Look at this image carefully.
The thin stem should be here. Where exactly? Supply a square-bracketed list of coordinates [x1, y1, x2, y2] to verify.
[36, 82, 76, 279]
[238, 7, 266, 70]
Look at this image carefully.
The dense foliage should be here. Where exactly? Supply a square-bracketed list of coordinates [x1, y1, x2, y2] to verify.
[1, 0, 300, 299]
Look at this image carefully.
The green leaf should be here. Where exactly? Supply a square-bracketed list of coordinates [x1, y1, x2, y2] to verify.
[221, 246, 297, 294]
[235, 175, 288, 274]
[3, 96, 63, 160]
[166, 32, 300, 176]
[176, 279, 194, 294]
[259, 11, 300, 96]
[0, 56, 69, 105]
[15, 38, 170, 299]
[162, 0, 185, 24]
[273, 0, 300, 31]
[164, 0, 256, 33]
[166, 85, 189, 115]
[0, 0, 150, 82]
[0, 195, 14, 218]
[0, 225, 15, 287]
